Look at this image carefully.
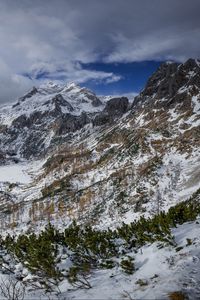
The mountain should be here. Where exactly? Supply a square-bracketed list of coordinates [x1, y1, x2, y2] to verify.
[0, 59, 200, 230]
[0, 58, 200, 299]
[0, 81, 129, 160]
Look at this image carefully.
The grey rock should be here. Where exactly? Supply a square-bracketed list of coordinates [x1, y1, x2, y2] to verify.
[79, 88, 102, 107]
[11, 115, 29, 129]
[56, 112, 90, 135]
[132, 58, 200, 109]
[19, 131, 47, 158]
[87, 94, 102, 107]
[92, 97, 129, 127]
[104, 97, 129, 116]
[92, 113, 112, 127]
[51, 94, 74, 112]
[17, 87, 38, 104]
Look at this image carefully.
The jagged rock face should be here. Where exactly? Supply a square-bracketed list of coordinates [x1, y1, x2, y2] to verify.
[93, 97, 129, 126]
[80, 89, 102, 107]
[90, 96, 102, 107]
[51, 94, 74, 112]
[13, 87, 38, 106]
[104, 97, 129, 115]
[55, 112, 90, 135]
[140, 62, 179, 99]
[92, 113, 112, 127]
[11, 114, 30, 129]
[134, 58, 200, 108]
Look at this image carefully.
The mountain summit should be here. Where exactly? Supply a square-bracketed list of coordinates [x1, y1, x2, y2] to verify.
[0, 81, 129, 159]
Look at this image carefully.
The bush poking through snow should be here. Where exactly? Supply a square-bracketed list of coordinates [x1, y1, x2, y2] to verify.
[120, 257, 135, 274]
[135, 279, 148, 286]
[67, 264, 92, 289]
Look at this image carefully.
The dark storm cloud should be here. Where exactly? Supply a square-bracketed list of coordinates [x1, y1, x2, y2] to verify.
[0, 0, 199, 103]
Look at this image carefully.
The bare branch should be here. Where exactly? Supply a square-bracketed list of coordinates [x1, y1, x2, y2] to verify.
[0, 276, 25, 300]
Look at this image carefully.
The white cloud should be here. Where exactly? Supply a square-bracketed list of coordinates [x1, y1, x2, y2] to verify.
[0, 4, 121, 103]
[0, 58, 33, 104]
[105, 75, 122, 84]
[105, 28, 200, 63]
[0, 0, 199, 103]
[99, 91, 138, 102]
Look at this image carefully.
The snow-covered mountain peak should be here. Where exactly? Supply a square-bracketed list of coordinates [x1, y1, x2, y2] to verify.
[0, 80, 105, 128]
[38, 81, 89, 97]
[65, 81, 80, 89]
[38, 81, 82, 94]
[38, 81, 63, 94]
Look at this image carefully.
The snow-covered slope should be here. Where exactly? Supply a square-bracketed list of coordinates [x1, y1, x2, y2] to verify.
[0, 58, 199, 231]
[59, 218, 200, 300]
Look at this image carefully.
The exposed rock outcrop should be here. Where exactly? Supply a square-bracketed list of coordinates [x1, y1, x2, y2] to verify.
[93, 97, 129, 126]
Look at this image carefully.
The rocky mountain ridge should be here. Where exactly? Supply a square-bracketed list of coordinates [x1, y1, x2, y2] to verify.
[0, 58, 199, 233]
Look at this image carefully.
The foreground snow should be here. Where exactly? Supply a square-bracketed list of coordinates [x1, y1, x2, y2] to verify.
[1, 218, 197, 300]
[55, 219, 200, 300]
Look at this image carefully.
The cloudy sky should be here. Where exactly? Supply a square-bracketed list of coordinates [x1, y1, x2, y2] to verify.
[0, 0, 199, 103]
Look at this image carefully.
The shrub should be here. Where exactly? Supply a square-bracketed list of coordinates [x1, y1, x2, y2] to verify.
[120, 257, 135, 274]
